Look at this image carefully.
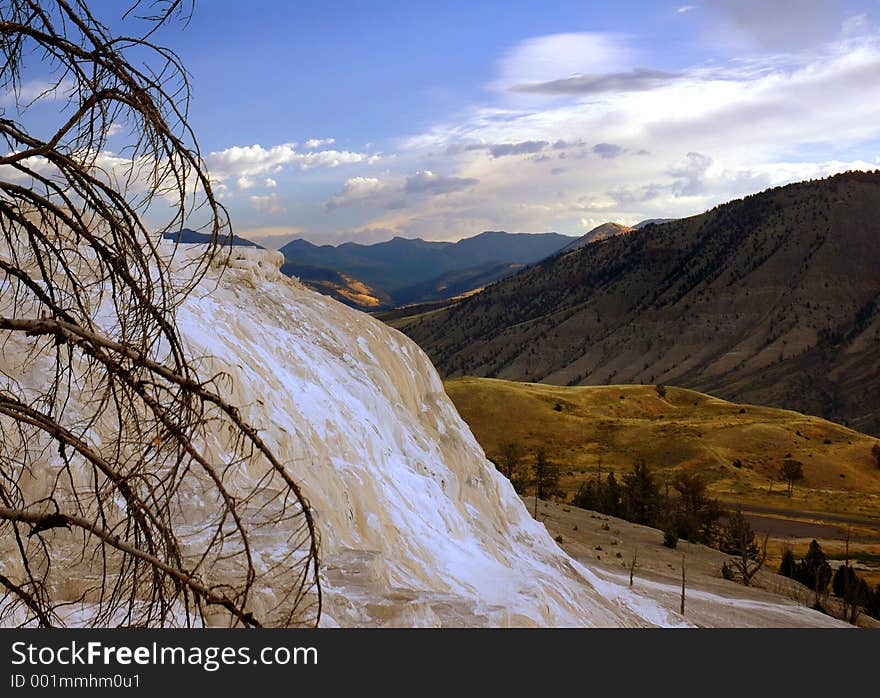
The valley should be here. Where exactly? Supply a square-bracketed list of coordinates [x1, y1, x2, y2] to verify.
[396, 173, 880, 436]
[445, 377, 880, 588]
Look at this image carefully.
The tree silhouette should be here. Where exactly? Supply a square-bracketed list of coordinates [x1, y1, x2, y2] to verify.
[720, 507, 767, 586]
[0, 1, 319, 628]
[498, 441, 524, 480]
[779, 459, 804, 497]
[532, 448, 559, 502]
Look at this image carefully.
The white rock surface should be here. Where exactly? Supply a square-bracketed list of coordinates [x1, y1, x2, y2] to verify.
[170, 245, 686, 627]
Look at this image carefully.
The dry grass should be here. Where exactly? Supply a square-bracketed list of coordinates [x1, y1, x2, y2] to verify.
[446, 377, 880, 584]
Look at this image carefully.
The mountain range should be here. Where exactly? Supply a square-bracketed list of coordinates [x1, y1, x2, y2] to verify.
[393, 171, 880, 436]
[278, 231, 574, 309]
[162, 228, 262, 247]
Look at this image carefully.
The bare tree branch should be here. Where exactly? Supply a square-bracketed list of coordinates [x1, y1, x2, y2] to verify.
[0, 0, 320, 628]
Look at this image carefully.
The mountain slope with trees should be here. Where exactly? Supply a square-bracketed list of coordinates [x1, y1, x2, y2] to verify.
[399, 173, 880, 435]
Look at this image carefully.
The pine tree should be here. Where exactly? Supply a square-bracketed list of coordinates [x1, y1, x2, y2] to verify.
[720, 507, 767, 585]
[572, 480, 599, 511]
[833, 564, 858, 598]
[673, 472, 723, 545]
[532, 448, 559, 501]
[622, 460, 660, 525]
[602, 471, 622, 517]
[498, 441, 524, 480]
[795, 539, 832, 594]
[779, 547, 796, 578]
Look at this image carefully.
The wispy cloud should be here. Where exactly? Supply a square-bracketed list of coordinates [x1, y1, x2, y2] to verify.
[512, 68, 680, 96]
[405, 170, 479, 194]
[0, 78, 73, 107]
[249, 193, 287, 215]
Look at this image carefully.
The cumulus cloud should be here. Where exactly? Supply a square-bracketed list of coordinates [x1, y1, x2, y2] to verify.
[447, 140, 552, 158]
[374, 23, 880, 243]
[324, 176, 391, 211]
[207, 142, 379, 190]
[0, 78, 73, 107]
[489, 141, 549, 157]
[209, 9, 880, 245]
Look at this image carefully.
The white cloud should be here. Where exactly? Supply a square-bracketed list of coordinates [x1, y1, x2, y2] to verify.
[264, 177, 277, 188]
[249, 193, 287, 215]
[199, 16, 880, 245]
[677, 5, 697, 13]
[362, 27, 880, 241]
[324, 176, 391, 211]
[304, 137, 336, 149]
[0, 78, 73, 107]
[495, 32, 637, 91]
[207, 142, 379, 190]
[324, 170, 479, 213]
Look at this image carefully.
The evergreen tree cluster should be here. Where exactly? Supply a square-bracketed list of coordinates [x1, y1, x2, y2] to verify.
[571, 461, 723, 548]
[829, 560, 880, 621]
[777, 540, 880, 620]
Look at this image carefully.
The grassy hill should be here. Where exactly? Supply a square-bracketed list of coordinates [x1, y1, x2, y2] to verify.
[445, 378, 880, 520]
[400, 172, 880, 436]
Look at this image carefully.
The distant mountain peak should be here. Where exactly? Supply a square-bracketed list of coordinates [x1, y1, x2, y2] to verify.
[559, 222, 636, 254]
[163, 228, 262, 248]
[278, 230, 574, 310]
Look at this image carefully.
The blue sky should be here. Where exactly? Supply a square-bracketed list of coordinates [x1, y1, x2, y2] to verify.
[18, 1, 880, 246]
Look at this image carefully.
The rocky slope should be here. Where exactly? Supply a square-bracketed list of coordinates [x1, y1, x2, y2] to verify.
[173, 246, 676, 626]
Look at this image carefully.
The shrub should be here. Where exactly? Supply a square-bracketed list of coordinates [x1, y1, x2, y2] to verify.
[663, 525, 679, 549]
[721, 561, 737, 581]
